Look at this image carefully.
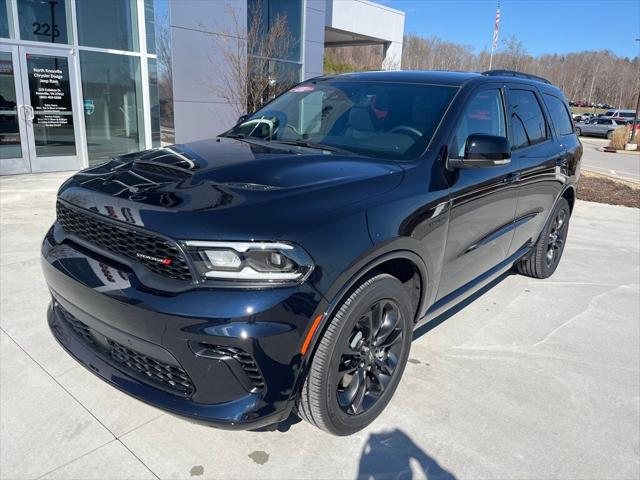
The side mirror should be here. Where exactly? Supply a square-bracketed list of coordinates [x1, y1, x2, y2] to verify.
[450, 134, 511, 169]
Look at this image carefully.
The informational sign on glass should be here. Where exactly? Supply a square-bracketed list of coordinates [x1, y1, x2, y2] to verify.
[27, 54, 76, 156]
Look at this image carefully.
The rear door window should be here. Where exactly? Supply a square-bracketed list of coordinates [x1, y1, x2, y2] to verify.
[508, 89, 548, 150]
[543, 94, 574, 136]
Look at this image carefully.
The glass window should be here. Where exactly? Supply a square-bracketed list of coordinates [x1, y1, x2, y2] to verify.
[76, 0, 138, 51]
[27, 54, 76, 156]
[148, 58, 160, 147]
[1, 0, 14, 38]
[79, 51, 144, 163]
[451, 89, 506, 158]
[227, 81, 458, 160]
[509, 89, 547, 149]
[144, 0, 156, 53]
[543, 94, 573, 136]
[0, 53, 21, 159]
[17, 0, 71, 44]
[248, 0, 302, 62]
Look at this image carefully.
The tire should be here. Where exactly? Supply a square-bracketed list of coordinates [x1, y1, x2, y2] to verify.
[296, 273, 413, 435]
[575, 127, 582, 136]
[517, 198, 571, 279]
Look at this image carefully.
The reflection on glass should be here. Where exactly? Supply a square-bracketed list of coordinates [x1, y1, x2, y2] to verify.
[76, 0, 138, 51]
[1, 0, 14, 38]
[148, 58, 161, 148]
[17, 0, 71, 44]
[249, 0, 302, 62]
[80, 51, 144, 164]
[144, 0, 156, 54]
[0, 53, 22, 160]
[27, 54, 76, 156]
[146, 0, 174, 145]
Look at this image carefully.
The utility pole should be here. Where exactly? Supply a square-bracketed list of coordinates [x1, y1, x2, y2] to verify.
[629, 38, 640, 145]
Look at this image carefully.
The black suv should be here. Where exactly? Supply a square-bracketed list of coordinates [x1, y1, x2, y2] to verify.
[42, 70, 581, 435]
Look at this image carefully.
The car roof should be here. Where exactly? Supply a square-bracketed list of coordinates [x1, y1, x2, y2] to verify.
[312, 70, 565, 95]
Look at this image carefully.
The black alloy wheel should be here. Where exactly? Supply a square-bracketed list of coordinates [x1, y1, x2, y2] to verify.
[517, 197, 571, 279]
[296, 273, 413, 435]
[336, 299, 404, 415]
[545, 208, 567, 268]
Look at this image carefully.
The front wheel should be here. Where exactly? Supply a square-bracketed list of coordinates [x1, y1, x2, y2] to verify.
[517, 198, 571, 279]
[296, 273, 413, 435]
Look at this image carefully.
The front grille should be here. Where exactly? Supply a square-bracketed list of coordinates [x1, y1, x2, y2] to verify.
[59, 307, 195, 396]
[196, 343, 265, 389]
[56, 201, 192, 281]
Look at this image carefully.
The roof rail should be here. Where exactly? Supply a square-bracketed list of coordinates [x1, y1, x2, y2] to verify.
[482, 69, 551, 84]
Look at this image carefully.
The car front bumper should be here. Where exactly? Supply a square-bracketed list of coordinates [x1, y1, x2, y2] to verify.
[42, 227, 326, 429]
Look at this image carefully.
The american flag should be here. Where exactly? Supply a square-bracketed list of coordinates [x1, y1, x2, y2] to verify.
[492, 4, 501, 50]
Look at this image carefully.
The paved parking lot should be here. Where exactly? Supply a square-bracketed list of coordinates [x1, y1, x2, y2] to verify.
[580, 137, 640, 182]
[1, 172, 639, 480]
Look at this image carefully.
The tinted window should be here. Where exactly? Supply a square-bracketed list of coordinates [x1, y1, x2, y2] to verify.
[76, 0, 138, 51]
[509, 89, 547, 149]
[451, 89, 506, 158]
[597, 119, 612, 125]
[543, 94, 573, 135]
[80, 51, 144, 163]
[17, 0, 71, 44]
[227, 82, 458, 160]
[619, 112, 635, 118]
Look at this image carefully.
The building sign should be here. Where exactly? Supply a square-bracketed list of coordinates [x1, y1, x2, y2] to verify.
[27, 56, 73, 129]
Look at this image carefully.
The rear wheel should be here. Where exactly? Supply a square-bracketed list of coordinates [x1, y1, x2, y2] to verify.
[296, 273, 413, 435]
[517, 198, 571, 279]
[575, 127, 582, 136]
[606, 130, 613, 139]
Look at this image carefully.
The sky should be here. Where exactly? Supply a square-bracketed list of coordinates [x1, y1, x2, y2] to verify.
[382, 0, 640, 58]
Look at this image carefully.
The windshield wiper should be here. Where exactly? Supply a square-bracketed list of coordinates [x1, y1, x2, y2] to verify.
[219, 133, 246, 139]
[269, 139, 339, 152]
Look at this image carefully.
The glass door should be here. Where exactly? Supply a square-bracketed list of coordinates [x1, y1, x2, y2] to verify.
[0, 44, 83, 175]
[0, 45, 29, 175]
[17, 45, 83, 173]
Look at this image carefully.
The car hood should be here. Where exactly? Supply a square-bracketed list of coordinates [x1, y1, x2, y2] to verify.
[58, 137, 405, 240]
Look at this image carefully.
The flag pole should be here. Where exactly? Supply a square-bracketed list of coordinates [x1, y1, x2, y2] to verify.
[489, 2, 500, 70]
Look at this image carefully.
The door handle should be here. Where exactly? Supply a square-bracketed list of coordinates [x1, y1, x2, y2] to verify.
[503, 172, 521, 184]
[25, 105, 35, 122]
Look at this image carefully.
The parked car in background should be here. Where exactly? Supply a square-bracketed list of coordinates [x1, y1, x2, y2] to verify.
[573, 113, 595, 123]
[599, 109, 636, 121]
[575, 117, 628, 138]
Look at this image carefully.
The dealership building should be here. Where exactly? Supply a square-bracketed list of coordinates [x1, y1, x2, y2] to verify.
[0, 0, 405, 175]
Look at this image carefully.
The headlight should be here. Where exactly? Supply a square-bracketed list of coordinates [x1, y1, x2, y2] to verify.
[184, 241, 314, 285]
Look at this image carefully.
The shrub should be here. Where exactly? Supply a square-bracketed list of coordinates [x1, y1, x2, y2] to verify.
[609, 125, 631, 150]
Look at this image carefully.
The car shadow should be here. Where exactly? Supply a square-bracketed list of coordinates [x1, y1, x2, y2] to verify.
[357, 429, 457, 479]
[413, 270, 514, 342]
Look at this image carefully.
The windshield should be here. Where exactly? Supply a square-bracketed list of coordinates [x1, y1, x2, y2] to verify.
[225, 81, 458, 160]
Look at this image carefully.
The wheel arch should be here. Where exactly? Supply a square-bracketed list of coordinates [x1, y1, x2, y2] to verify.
[302, 244, 430, 366]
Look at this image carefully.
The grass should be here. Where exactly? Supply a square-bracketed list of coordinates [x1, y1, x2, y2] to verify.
[570, 107, 609, 115]
[577, 171, 639, 208]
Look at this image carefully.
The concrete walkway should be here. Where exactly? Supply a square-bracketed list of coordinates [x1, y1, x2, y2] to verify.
[1, 173, 638, 479]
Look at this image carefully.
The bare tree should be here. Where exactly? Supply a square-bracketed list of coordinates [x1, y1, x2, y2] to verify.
[210, 3, 297, 117]
[395, 33, 639, 108]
